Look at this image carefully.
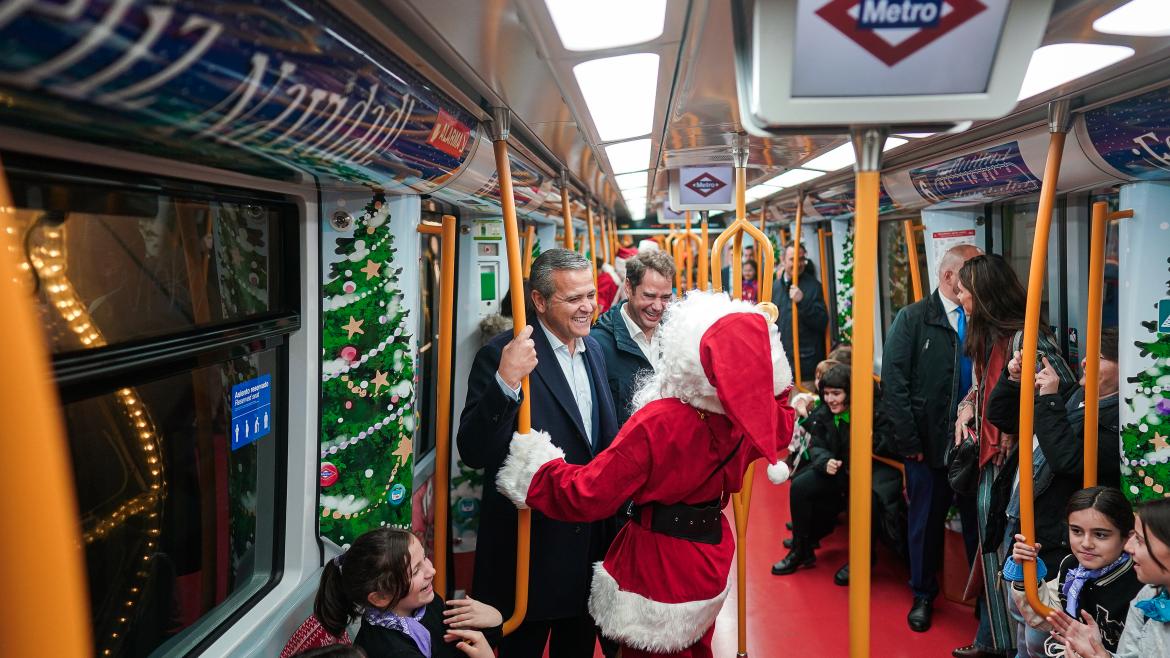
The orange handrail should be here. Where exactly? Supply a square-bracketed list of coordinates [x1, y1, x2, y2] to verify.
[522, 224, 536, 278]
[680, 212, 703, 294]
[1084, 204, 1133, 487]
[903, 219, 923, 302]
[491, 115, 532, 636]
[699, 213, 710, 291]
[586, 204, 599, 320]
[417, 216, 457, 597]
[849, 127, 886, 658]
[598, 209, 610, 266]
[1018, 105, 1069, 619]
[560, 178, 574, 250]
[818, 226, 833, 356]
[0, 156, 92, 657]
[709, 148, 776, 657]
[790, 194, 810, 392]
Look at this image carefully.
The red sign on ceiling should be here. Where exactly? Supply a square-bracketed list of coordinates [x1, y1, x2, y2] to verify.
[684, 172, 728, 198]
[426, 109, 472, 158]
[816, 0, 988, 67]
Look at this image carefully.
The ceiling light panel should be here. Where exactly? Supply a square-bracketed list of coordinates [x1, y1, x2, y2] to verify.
[1016, 44, 1135, 101]
[605, 139, 652, 174]
[771, 168, 827, 188]
[615, 171, 650, 190]
[573, 53, 660, 142]
[802, 138, 907, 172]
[545, 0, 667, 51]
[1093, 0, 1170, 37]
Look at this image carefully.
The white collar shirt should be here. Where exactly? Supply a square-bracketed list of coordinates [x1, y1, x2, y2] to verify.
[620, 303, 657, 363]
[538, 319, 593, 445]
[939, 290, 961, 334]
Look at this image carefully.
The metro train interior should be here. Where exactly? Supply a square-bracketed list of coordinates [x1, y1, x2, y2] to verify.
[2, 1, 1170, 657]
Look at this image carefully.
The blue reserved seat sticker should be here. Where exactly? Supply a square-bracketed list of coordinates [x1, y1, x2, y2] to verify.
[1160, 299, 1170, 334]
[231, 375, 272, 450]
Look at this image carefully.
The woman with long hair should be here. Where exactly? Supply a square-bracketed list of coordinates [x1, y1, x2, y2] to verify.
[950, 254, 1076, 658]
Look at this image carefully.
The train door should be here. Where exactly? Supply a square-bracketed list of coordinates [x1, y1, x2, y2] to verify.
[999, 198, 1071, 361]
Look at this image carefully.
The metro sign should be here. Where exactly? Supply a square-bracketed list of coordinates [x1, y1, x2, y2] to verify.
[817, 0, 988, 67]
[684, 172, 728, 198]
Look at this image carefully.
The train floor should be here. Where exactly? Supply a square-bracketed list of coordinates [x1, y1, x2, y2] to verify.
[558, 463, 978, 658]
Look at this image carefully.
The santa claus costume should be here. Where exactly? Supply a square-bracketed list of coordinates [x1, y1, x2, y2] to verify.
[497, 291, 796, 657]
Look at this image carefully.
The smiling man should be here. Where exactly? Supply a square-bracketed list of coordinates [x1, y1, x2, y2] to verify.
[592, 251, 676, 426]
[456, 248, 618, 658]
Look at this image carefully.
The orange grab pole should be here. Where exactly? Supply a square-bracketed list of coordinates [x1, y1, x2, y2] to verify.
[492, 126, 532, 636]
[586, 205, 599, 320]
[903, 219, 923, 302]
[417, 216, 457, 598]
[790, 194, 809, 392]
[709, 148, 776, 657]
[1083, 204, 1133, 487]
[758, 205, 767, 280]
[699, 213, 710, 291]
[598, 209, 610, 266]
[818, 226, 833, 357]
[560, 184, 574, 250]
[522, 224, 536, 278]
[1018, 112, 1069, 619]
[0, 156, 93, 657]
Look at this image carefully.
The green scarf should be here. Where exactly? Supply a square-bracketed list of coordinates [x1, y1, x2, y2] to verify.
[832, 410, 851, 428]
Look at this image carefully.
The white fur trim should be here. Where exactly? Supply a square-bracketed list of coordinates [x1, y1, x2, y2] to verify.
[630, 290, 793, 414]
[767, 460, 791, 484]
[495, 430, 564, 509]
[588, 562, 731, 652]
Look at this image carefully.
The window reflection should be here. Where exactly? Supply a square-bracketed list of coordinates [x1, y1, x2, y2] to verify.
[67, 351, 278, 657]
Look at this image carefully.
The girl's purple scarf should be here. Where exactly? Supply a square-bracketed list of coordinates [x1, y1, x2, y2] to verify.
[1062, 553, 1129, 617]
[365, 605, 431, 656]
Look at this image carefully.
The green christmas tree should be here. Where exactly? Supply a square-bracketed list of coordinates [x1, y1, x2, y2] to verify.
[887, 223, 911, 317]
[319, 191, 416, 545]
[836, 224, 855, 344]
[1120, 256, 1170, 503]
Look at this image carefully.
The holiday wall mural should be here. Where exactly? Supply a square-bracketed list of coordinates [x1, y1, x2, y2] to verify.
[836, 224, 856, 344]
[319, 193, 421, 545]
[1118, 182, 1170, 503]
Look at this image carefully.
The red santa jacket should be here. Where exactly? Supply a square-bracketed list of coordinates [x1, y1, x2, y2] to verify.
[498, 395, 794, 652]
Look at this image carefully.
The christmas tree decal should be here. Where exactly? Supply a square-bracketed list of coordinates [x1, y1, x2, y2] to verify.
[886, 222, 912, 317]
[1120, 255, 1170, 503]
[836, 224, 855, 344]
[319, 191, 416, 545]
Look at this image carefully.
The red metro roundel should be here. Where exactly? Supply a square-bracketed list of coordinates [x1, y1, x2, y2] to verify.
[684, 172, 728, 198]
[816, 0, 988, 67]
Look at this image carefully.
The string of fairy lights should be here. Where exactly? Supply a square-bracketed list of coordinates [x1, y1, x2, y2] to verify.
[11, 215, 167, 657]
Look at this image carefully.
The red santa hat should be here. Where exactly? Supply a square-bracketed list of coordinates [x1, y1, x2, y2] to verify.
[699, 312, 781, 459]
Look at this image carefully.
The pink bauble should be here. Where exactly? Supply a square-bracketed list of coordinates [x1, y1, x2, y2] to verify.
[343, 281, 356, 294]
[340, 346, 358, 362]
[345, 401, 353, 410]
[391, 395, 399, 403]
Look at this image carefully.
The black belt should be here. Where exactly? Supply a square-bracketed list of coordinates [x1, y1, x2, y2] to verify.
[627, 499, 723, 544]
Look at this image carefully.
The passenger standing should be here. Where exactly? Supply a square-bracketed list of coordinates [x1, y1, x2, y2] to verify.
[591, 251, 675, 426]
[880, 244, 982, 633]
[456, 249, 619, 658]
[772, 243, 828, 388]
[950, 254, 1074, 658]
[741, 260, 759, 303]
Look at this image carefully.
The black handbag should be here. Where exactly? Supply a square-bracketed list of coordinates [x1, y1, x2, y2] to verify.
[946, 425, 979, 496]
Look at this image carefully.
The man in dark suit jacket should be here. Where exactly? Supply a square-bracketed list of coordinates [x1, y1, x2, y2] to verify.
[457, 248, 618, 658]
[880, 243, 981, 634]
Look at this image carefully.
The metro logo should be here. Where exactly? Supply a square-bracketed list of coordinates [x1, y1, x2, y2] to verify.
[817, 0, 988, 67]
[685, 172, 728, 198]
[858, 0, 942, 29]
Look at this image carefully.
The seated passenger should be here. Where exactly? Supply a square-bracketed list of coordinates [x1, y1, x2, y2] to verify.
[772, 363, 904, 582]
[1004, 487, 1141, 657]
[312, 528, 502, 658]
[1050, 498, 1170, 658]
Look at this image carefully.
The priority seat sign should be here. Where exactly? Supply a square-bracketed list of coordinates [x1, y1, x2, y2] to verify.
[231, 375, 272, 450]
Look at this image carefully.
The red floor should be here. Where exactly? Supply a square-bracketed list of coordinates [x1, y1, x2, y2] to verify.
[560, 465, 978, 657]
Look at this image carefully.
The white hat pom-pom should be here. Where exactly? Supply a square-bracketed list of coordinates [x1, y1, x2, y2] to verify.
[767, 460, 791, 485]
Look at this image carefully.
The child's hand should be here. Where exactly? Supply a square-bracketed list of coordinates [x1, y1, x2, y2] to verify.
[444, 596, 503, 629]
[1035, 357, 1060, 396]
[826, 459, 842, 475]
[444, 629, 494, 658]
[794, 396, 811, 418]
[1046, 610, 1108, 658]
[1011, 533, 1040, 564]
[1007, 350, 1023, 382]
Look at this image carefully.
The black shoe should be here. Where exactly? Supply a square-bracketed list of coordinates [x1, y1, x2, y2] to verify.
[908, 596, 933, 632]
[783, 537, 820, 549]
[771, 549, 816, 575]
[833, 563, 849, 586]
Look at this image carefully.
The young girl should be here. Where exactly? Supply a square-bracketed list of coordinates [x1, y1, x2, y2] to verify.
[1004, 487, 1142, 656]
[1048, 498, 1170, 658]
[314, 528, 502, 658]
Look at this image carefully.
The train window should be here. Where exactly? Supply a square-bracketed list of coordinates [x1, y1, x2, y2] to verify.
[68, 349, 283, 658]
[6, 167, 287, 354]
[1002, 200, 1052, 323]
[414, 227, 443, 460]
[878, 218, 921, 337]
[1094, 193, 1121, 329]
[0, 155, 298, 658]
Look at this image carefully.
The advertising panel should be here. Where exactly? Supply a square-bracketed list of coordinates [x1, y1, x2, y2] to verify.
[908, 141, 1041, 206]
[1080, 85, 1170, 182]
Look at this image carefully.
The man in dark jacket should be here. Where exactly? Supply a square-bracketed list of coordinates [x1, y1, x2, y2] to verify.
[591, 250, 675, 426]
[772, 243, 829, 386]
[880, 243, 981, 633]
[456, 249, 618, 658]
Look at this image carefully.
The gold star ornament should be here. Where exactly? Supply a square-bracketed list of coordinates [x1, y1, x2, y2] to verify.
[1152, 432, 1169, 452]
[342, 316, 365, 339]
[371, 370, 390, 396]
[360, 259, 381, 280]
[392, 435, 413, 463]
